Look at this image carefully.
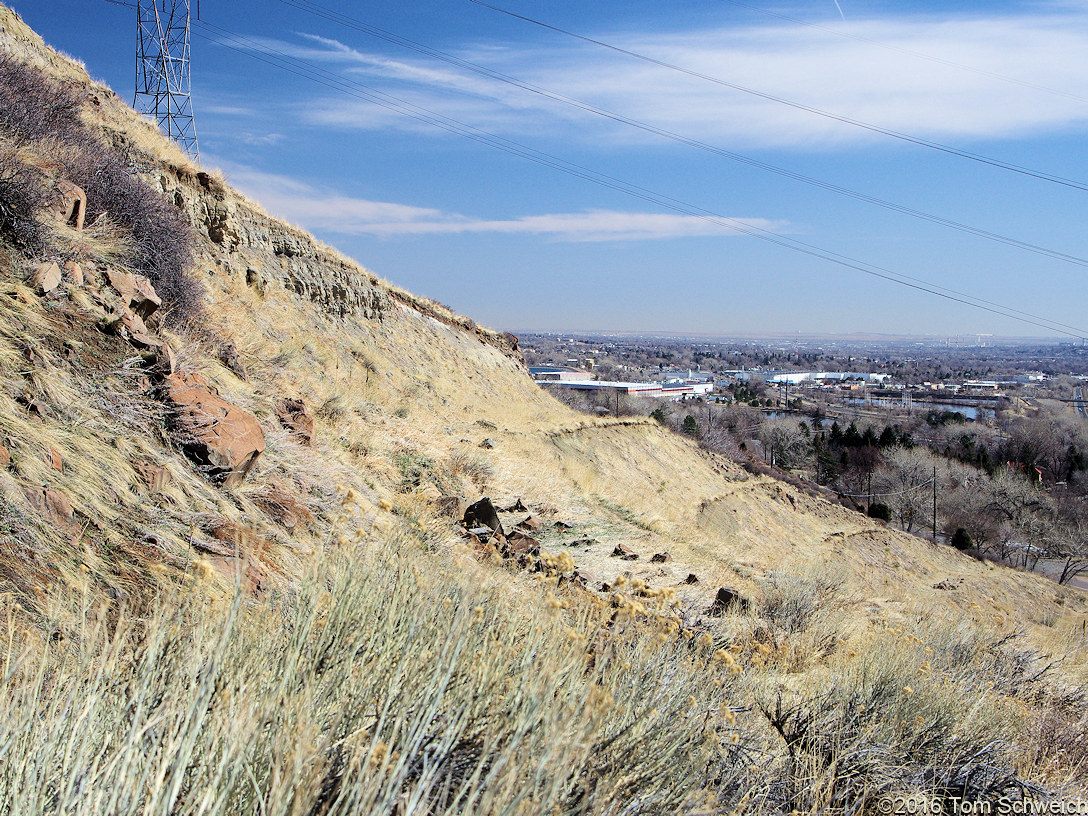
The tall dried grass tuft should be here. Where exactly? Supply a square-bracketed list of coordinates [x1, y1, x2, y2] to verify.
[0, 541, 754, 815]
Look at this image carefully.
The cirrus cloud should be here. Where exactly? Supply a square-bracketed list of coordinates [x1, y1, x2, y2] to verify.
[223, 166, 787, 241]
[228, 9, 1088, 149]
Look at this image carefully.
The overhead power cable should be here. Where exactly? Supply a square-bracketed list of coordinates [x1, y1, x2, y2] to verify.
[274, 0, 1088, 336]
[191, 20, 1088, 339]
[281, 0, 1088, 270]
[466, 0, 1088, 194]
[718, 0, 1088, 106]
[838, 476, 934, 499]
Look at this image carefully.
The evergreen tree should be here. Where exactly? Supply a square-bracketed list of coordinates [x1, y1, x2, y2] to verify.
[829, 421, 843, 445]
[878, 426, 897, 448]
[844, 422, 863, 447]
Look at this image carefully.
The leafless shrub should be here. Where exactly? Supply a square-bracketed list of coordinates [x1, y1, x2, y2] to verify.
[0, 54, 83, 146]
[1023, 703, 1088, 789]
[0, 145, 49, 253]
[0, 53, 202, 325]
[316, 395, 347, 421]
[757, 645, 1036, 812]
[757, 570, 841, 635]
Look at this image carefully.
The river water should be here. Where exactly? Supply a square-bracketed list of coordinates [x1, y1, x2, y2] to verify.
[841, 396, 991, 421]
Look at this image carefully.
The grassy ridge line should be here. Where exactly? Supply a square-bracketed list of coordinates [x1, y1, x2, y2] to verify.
[0, 3, 518, 358]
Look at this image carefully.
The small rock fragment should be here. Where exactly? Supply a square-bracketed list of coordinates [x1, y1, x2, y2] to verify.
[707, 586, 749, 615]
[50, 180, 86, 230]
[506, 530, 540, 555]
[463, 498, 504, 537]
[568, 538, 598, 547]
[133, 460, 171, 493]
[516, 515, 542, 532]
[932, 578, 964, 591]
[30, 262, 62, 294]
[24, 485, 74, 526]
[161, 371, 265, 488]
[219, 341, 249, 381]
[105, 270, 161, 321]
[274, 398, 315, 446]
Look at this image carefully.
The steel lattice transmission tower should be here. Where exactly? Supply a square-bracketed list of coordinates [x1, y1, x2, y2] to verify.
[134, 0, 198, 158]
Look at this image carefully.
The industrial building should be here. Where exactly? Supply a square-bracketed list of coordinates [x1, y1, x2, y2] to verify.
[535, 378, 714, 399]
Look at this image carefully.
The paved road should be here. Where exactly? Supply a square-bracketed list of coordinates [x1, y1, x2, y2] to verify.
[1075, 387, 1088, 420]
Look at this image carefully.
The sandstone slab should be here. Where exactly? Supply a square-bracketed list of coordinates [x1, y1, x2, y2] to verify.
[163, 372, 265, 487]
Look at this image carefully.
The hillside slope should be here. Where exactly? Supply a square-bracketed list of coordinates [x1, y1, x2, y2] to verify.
[1, 6, 1086, 811]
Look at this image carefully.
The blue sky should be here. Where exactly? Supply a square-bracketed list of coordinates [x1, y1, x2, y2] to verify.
[16, 0, 1088, 338]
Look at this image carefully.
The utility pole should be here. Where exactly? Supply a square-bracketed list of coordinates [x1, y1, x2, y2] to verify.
[135, 0, 199, 158]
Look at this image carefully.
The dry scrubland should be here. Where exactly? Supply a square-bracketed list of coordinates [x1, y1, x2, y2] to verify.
[0, 6, 1087, 812]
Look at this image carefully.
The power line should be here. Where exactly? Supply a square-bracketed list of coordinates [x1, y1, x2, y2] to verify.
[192, 20, 1088, 339]
[718, 0, 1088, 106]
[466, 0, 1088, 194]
[274, 0, 1088, 336]
[838, 476, 934, 499]
[280, 0, 1088, 274]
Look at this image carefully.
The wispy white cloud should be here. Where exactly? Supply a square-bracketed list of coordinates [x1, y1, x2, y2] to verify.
[223, 166, 785, 241]
[201, 104, 258, 116]
[247, 10, 1088, 149]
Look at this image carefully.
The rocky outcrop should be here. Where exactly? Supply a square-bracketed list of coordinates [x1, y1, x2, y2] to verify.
[162, 371, 265, 487]
[49, 179, 85, 231]
[169, 174, 390, 321]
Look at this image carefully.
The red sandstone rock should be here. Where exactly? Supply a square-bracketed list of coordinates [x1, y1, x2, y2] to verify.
[162, 371, 265, 487]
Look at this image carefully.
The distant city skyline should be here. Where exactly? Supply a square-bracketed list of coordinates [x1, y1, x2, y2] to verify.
[18, 0, 1088, 338]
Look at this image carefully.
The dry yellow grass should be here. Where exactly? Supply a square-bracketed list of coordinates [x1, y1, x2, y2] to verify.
[1, 4, 1087, 807]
